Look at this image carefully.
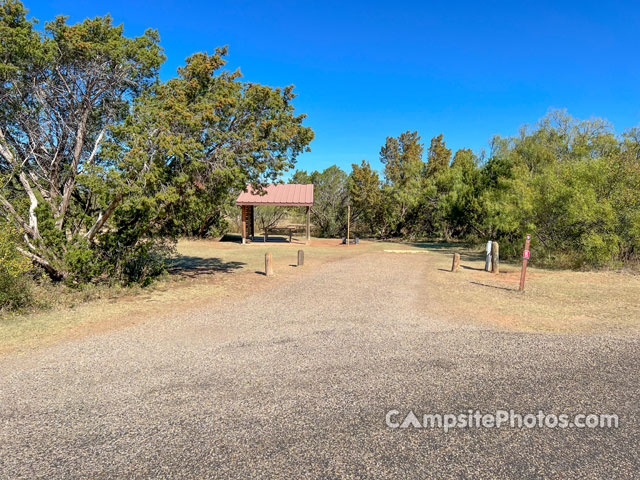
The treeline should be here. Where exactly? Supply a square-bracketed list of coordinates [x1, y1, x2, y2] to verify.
[294, 110, 640, 269]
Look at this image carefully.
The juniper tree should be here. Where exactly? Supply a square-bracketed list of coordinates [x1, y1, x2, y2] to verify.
[0, 1, 313, 282]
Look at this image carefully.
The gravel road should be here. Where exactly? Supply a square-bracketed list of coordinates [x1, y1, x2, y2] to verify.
[1, 253, 638, 479]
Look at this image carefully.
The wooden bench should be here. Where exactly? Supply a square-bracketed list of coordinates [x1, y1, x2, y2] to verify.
[263, 226, 296, 243]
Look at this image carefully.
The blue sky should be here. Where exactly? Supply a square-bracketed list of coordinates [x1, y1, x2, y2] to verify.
[26, 0, 640, 174]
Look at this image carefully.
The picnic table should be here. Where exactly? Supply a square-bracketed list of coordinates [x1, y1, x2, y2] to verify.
[263, 226, 296, 243]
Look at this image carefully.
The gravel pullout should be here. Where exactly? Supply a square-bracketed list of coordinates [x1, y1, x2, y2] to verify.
[1, 253, 638, 479]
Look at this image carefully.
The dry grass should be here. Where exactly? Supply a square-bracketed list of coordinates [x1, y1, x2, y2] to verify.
[410, 243, 640, 335]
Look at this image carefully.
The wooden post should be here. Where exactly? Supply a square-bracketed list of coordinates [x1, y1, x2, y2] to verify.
[241, 205, 247, 244]
[451, 252, 460, 272]
[346, 205, 350, 247]
[265, 252, 273, 276]
[297, 249, 304, 267]
[306, 206, 311, 243]
[519, 234, 531, 291]
[491, 241, 500, 274]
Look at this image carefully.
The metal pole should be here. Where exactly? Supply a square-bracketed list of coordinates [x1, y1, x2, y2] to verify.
[485, 240, 492, 271]
[347, 205, 350, 247]
[519, 234, 531, 291]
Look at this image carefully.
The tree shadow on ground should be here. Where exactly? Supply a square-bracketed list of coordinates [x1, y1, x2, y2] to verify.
[250, 237, 305, 244]
[219, 234, 242, 243]
[219, 233, 302, 244]
[166, 256, 246, 278]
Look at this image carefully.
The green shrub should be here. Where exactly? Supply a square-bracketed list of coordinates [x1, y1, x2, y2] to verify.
[118, 240, 172, 286]
[0, 272, 32, 311]
[0, 226, 33, 311]
[64, 241, 111, 285]
[61, 237, 173, 287]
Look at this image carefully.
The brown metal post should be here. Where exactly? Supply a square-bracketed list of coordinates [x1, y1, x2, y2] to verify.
[306, 206, 310, 243]
[519, 234, 531, 291]
[241, 205, 247, 244]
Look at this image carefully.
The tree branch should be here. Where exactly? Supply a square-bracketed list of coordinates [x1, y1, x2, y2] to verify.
[83, 127, 106, 171]
[0, 191, 34, 236]
[0, 127, 17, 165]
[17, 172, 41, 240]
[84, 193, 123, 242]
[55, 108, 91, 229]
[16, 246, 63, 280]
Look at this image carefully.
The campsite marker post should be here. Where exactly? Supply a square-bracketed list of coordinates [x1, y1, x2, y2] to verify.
[519, 234, 531, 291]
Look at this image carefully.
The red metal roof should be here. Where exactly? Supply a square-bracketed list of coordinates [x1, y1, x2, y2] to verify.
[236, 184, 314, 206]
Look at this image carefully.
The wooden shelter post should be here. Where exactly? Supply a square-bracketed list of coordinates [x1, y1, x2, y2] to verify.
[306, 206, 311, 243]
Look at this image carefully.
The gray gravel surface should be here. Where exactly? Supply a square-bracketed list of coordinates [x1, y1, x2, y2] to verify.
[1, 253, 639, 479]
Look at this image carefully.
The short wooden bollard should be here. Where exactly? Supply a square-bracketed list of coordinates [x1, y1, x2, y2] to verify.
[297, 249, 304, 267]
[491, 241, 500, 274]
[451, 252, 460, 272]
[265, 252, 273, 276]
